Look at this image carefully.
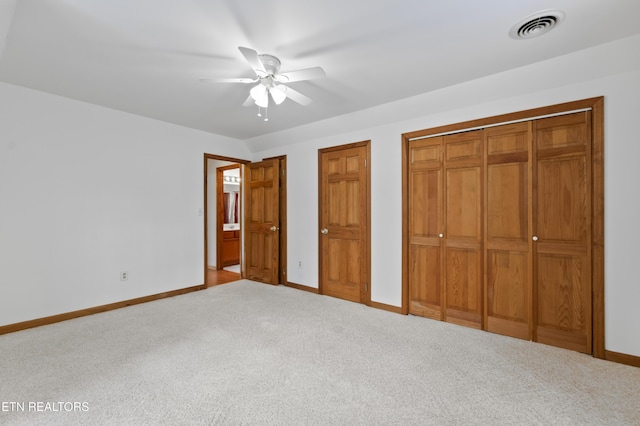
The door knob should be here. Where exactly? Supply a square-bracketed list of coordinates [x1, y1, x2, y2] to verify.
[321, 228, 328, 234]
[438, 233, 444, 238]
[532, 235, 539, 241]
[270, 226, 278, 232]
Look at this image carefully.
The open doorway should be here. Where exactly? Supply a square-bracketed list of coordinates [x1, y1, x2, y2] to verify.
[217, 164, 241, 273]
[204, 154, 288, 288]
[204, 154, 249, 287]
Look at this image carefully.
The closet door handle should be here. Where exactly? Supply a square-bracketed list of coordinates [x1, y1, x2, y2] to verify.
[438, 233, 444, 238]
[270, 226, 278, 232]
[532, 235, 539, 241]
[321, 228, 329, 234]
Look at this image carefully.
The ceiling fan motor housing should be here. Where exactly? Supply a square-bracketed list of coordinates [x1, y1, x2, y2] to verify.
[258, 54, 281, 76]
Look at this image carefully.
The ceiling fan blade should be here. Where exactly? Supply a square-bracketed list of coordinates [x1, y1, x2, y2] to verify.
[242, 95, 255, 107]
[211, 77, 258, 83]
[238, 46, 268, 77]
[280, 86, 312, 106]
[276, 67, 326, 83]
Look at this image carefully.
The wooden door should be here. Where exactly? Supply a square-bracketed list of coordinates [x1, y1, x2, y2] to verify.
[319, 143, 370, 304]
[484, 122, 533, 340]
[443, 131, 484, 329]
[533, 112, 592, 353]
[408, 137, 444, 319]
[244, 159, 280, 284]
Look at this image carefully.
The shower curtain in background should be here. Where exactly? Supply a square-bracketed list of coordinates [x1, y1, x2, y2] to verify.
[224, 191, 239, 224]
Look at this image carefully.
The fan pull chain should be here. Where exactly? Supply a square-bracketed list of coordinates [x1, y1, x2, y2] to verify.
[255, 105, 269, 122]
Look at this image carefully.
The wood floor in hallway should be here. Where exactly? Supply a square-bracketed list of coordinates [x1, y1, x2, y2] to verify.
[206, 267, 241, 287]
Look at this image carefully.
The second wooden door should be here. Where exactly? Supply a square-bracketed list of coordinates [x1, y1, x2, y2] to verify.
[319, 143, 370, 304]
[244, 159, 280, 284]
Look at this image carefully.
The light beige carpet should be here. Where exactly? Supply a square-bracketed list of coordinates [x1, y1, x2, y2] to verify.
[1, 280, 639, 425]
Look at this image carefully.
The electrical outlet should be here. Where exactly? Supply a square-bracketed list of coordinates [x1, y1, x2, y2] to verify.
[120, 271, 128, 281]
[298, 261, 302, 268]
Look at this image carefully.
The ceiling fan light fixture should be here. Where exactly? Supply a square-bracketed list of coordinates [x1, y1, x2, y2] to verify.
[270, 85, 287, 105]
[255, 96, 269, 108]
[250, 84, 269, 108]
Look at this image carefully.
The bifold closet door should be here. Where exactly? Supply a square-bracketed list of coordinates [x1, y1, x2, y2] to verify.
[484, 122, 533, 340]
[408, 131, 483, 329]
[443, 131, 483, 329]
[533, 112, 592, 354]
[406, 107, 596, 354]
[408, 137, 444, 320]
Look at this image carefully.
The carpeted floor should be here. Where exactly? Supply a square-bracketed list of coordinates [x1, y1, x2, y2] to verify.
[1, 280, 639, 425]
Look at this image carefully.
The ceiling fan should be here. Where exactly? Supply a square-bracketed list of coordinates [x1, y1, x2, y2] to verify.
[210, 46, 326, 109]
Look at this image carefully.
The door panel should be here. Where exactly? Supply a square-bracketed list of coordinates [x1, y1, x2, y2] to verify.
[325, 236, 362, 301]
[408, 137, 443, 318]
[320, 144, 369, 304]
[409, 245, 441, 318]
[484, 122, 532, 340]
[443, 131, 483, 329]
[536, 157, 588, 244]
[445, 247, 482, 327]
[446, 167, 482, 239]
[534, 112, 592, 354]
[244, 159, 280, 284]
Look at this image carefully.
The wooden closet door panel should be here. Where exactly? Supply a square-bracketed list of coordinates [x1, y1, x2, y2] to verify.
[536, 253, 589, 351]
[445, 247, 482, 327]
[408, 138, 443, 319]
[409, 245, 442, 319]
[484, 123, 532, 340]
[534, 112, 592, 354]
[446, 167, 482, 239]
[444, 131, 483, 329]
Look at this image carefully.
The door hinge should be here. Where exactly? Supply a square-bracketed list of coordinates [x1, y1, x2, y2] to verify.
[364, 283, 368, 292]
[282, 169, 285, 176]
[364, 159, 367, 167]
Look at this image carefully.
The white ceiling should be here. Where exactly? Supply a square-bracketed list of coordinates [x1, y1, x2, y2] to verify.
[1, 0, 639, 140]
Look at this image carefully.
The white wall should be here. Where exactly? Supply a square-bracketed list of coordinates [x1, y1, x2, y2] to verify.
[2, 34, 639, 359]
[251, 35, 640, 357]
[0, 82, 250, 326]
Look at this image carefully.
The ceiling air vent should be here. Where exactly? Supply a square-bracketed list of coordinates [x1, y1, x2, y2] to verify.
[509, 10, 565, 39]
